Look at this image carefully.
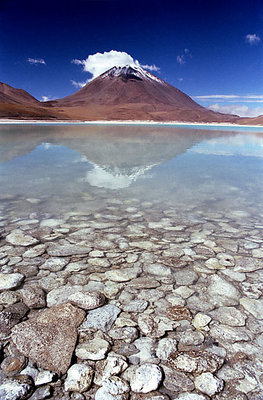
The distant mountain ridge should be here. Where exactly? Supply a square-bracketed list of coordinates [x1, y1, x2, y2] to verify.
[0, 66, 261, 124]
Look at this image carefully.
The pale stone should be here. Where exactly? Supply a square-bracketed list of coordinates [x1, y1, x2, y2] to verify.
[143, 263, 171, 276]
[130, 364, 163, 393]
[211, 306, 246, 326]
[194, 372, 224, 396]
[234, 256, 262, 272]
[0, 376, 33, 400]
[207, 275, 240, 306]
[95, 376, 129, 400]
[0, 273, 24, 292]
[23, 244, 46, 258]
[192, 313, 211, 331]
[64, 364, 94, 393]
[129, 337, 156, 364]
[35, 370, 56, 386]
[176, 393, 207, 400]
[210, 324, 251, 343]
[75, 338, 110, 360]
[68, 291, 105, 310]
[122, 300, 148, 313]
[105, 268, 139, 282]
[80, 304, 121, 332]
[6, 229, 39, 246]
[108, 327, 138, 343]
[240, 297, 263, 319]
[94, 353, 129, 386]
[252, 247, 263, 258]
[41, 257, 69, 272]
[156, 338, 177, 360]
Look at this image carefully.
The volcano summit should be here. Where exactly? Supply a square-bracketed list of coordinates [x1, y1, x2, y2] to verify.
[0, 65, 243, 123]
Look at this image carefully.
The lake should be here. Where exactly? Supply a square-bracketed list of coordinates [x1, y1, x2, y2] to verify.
[0, 123, 263, 398]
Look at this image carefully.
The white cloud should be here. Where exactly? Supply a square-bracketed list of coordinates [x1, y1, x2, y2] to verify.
[70, 80, 88, 88]
[71, 50, 160, 85]
[207, 103, 263, 117]
[246, 34, 261, 45]
[41, 95, 57, 102]
[27, 58, 46, 65]
[194, 94, 263, 102]
[176, 48, 191, 65]
[176, 55, 185, 65]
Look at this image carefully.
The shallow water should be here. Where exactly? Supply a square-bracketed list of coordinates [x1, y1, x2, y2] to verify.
[1, 124, 263, 398]
[0, 124, 263, 220]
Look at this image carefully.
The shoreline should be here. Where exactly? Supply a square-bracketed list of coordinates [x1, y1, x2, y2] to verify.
[0, 118, 263, 129]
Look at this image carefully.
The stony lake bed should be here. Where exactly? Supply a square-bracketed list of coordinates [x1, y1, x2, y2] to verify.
[0, 124, 263, 400]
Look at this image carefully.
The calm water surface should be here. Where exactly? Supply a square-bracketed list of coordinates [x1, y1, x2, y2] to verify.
[0, 124, 262, 220]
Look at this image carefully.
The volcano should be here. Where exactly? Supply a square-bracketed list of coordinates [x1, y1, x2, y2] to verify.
[48, 65, 238, 123]
[0, 66, 242, 123]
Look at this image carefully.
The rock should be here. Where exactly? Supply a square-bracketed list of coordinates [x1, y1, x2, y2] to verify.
[162, 365, 194, 392]
[211, 307, 247, 327]
[68, 291, 105, 310]
[11, 303, 85, 373]
[130, 364, 163, 393]
[210, 324, 251, 343]
[27, 385, 51, 400]
[47, 243, 91, 256]
[1, 356, 26, 375]
[168, 350, 224, 374]
[46, 285, 91, 307]
[19, 286, 46, 309]
[240, 297, 263, 319]
[0, 375, 33, 400]
[234, 256, 262, 272]
[80, 304, 121, 332]
[174, 269, 198, 285]
[95, 376, 130, 400]
[192, 313, 211, 331]
[252, 247, 263, 258]
[75, 337, 110, 360]
[194, 372, 224, 396]
[64, 363, 94, 393]
[143, 263, 172, 276]
[35, 370, 56, 386]
[156, 338, 177, 360]
[0, 273, 24, 292]
[6, 229, 39, 246]
[108, 327, 139, 343]
[94, 353, 128, 386]
[178, 329, 205, 348]
[105, 268, 139, 282]
[130, 392, 170, 400]
[128, 278, 160, 289]
[176, 393, 207, 400]
[0, 291, 19, 306]
[0, 302, 29, 340]
[207, 275, 240, 306]
[129, 337, 156, 365]
[40, 257, 69, 272]
[23, 244, 46, 258]
[122, 300, 148, 313]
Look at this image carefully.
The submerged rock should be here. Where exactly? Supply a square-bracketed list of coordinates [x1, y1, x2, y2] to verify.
[64, 364, 94, 393]
[6, 229, 39, 246]
[130, 363, 163, 393]
[80, 304, 121, 332]
[0, 273, 24, 292]
[11, 303, 85, 373]
[0, 375, 33, 400]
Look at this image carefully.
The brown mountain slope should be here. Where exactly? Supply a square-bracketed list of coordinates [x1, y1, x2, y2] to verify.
[0, 82, 40, 105]
[238, 115, 263, 125]
[47, 66, 238, 123]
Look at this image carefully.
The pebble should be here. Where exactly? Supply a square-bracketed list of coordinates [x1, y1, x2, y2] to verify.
[75, 337, 110, 360]
[35, 370, 56, 386]
[156, 337, 177, 360]
[192, 313, 211, 331]
[80, 304, 121, 332]
[130, 363, 163, 393]
[240, 297, 263, 319]
[0, 375, 33, 400]
[194, 372, 224, 396]
[207, 275, 240, 306]
[95, 376, 130, 400]
[64, 364, 94, 393]
[94, 353, 129, 386]
[0, 273, 24, 292]
[68, 291, 105, 310]
[6, 229, 39, 246]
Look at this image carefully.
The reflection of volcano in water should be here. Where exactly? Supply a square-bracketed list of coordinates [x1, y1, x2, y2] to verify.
[0, 124, 261, 190]
[83, 162, 158, 189]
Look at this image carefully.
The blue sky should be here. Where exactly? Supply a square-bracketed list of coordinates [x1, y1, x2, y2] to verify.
[1, 0, 263, 116]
